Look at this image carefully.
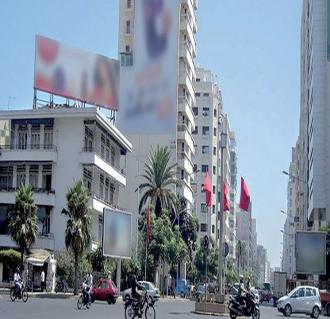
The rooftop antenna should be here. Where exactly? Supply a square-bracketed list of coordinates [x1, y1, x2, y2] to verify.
[7, 96, 16, 110]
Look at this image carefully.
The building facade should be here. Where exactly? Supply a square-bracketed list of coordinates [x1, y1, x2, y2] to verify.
[117, 0, 198, 259]
[0, 106, 132, 252]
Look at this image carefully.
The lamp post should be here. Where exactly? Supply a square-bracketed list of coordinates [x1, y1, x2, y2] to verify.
[218, 114, 227, 297]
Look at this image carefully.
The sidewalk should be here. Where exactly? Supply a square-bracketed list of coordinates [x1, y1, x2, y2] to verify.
[0, 288, 75, 299]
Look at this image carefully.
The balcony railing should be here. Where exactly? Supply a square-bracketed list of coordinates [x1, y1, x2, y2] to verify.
[90, 192, 123, 211]
[81, 146, 126, 176]
[0, 144, 57, 151]
[0, 186, 55, 194]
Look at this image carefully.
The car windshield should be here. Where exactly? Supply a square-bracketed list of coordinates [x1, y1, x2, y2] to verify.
[148, 282, 156, 290]
[288, 287, 299, 297]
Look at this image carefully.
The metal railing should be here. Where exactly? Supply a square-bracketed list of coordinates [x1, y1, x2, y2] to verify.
[81, 146, 126, 176]
[90, 192, 123, 211]
[0, 186, 55, 194]
[0, 144, 57, 151]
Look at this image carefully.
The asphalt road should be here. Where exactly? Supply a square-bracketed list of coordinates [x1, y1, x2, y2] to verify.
[0, 295, 327, 319]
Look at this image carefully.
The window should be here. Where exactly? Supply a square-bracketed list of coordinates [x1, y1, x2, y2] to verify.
[44, 129, 53, 149]
[0, 166, 13, 190]
[18, 130, 27, 149]
[203, 93, 209, 97]
[202, 126, 209, 135]
[213, 127, 217, 136]
[213, 147, 216, 156]
[214, 109, 217, 117]
[200, 223, 207, 232]
[213, 166, 216, 175]
[31, 130, 40, 149]
[110, 183, 115, 204]
[193, 164, 198, 172]
[213, 185, 216, 194]
[105, 178, 110, 202]
[111, 146, 116, 166]
[192, 107, 198, 116]
[202, 146, 209, 154]
[298, 288, 305, 298]
[195, 92, 201, 97]
[127, 0, 131, 8]
[29, 165, 39, 189]
[181, 142, 185, 152]
[212, 225, 215, 233]
[202, 107, 210, 116]
[99, 174, 104, 198]
[212, 205, 215, 214]
[201, 165, 209, 173]
[192, 126, 198, 134]
[306, 288, 313, 297]
[17, 165, 26, 187]
[196, 78, 200, 82]
[181, 169, 184, 180]
[201, 203, 207, 213]
[125, 45, 130, 53]
[126, 20, 131, 34]
[42, 165, 52, 191]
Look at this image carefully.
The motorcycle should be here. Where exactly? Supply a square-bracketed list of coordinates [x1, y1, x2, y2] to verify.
[228, 290, 260, 319]
[124, 291, 156, 319]
[10, 281, 28, 303]
[77, 285, 92, 310]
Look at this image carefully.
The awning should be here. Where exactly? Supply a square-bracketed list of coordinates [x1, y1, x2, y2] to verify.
[26, 249, 50, 266]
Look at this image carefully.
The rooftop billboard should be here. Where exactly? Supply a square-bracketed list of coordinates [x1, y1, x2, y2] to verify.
[34, 35, 119, 110]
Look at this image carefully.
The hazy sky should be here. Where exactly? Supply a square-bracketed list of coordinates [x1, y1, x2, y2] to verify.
[0, 0, 302, 268]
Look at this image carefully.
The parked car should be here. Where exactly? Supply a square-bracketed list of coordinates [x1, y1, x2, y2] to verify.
[122, 281, 160, 302]
[277, 285, 321, 318]
[91, 278, 118, 304]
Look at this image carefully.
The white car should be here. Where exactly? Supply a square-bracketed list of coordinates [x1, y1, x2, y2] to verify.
[122, 281, 160, 302]
[277, 285, 321, 318]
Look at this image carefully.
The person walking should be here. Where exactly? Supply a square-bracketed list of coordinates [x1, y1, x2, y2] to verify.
[40, 270, 45, 292]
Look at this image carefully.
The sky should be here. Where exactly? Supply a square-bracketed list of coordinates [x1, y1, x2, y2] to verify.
[0, 0, 302, 268]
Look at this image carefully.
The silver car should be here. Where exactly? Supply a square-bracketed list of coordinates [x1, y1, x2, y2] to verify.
[122, 281, 160, 302]
[277, 286, 321, 318]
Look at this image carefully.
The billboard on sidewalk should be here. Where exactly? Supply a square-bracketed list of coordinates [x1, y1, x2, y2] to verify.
[103, 208, 132, 259]
[34, 35, 119, 110]
[295, 231, 326, 275]
[118, 0, 180, 134]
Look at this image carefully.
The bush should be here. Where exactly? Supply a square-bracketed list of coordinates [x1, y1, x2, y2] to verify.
[0, 249, 21, 282]
[55, 251, 91, 288]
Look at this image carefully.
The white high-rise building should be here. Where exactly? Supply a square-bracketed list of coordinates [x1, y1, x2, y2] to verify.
[117, 0, 198, 258]
[297, 0, 329, 229]
[0, 107, 132, 251]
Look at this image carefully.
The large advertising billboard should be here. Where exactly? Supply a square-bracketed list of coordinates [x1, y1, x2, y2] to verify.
[103, 208, 132, 259]
[295, 231, 326, 275]
[118, 0, 180, 134]
[34, 35, 119, 110]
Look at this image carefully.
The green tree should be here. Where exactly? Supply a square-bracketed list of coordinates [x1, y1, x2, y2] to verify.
[138, 146, 178, 217]
[64, 180, 92, 295]
[225, 257, 238, 286]
[8, 185, 38, 263]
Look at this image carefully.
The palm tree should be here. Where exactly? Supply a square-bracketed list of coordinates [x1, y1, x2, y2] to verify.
[8, 185, 39, 264]
[64, 180, 92, 295]
[138, 145, 178, 217]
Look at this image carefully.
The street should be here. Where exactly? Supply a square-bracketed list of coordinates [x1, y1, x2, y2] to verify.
[0, 296, 326, 319]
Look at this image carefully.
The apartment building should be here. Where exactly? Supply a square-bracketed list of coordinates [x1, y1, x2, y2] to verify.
[0, 106, 132, 252]
[117, 0, 198, 257]
[297, 0, 330, 230]
[256, 245, 267, 286]
[282, 148, 297, 278]
[192, 67, 221, 241]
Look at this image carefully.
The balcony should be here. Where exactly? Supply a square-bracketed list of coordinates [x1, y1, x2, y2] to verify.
[0, 144, 57, 162]
[180, 14, 196, 53]
[178, 96, 195, 128]
[0, 188, 55, 206]
[177, 124, 195, 154]
[178, 179, 193, 205]
[0, 233, 55, 251]
[179, 66, 195, 99]
[177, 151, 194, 175]
[79, 147, 126, 186]
[179, 42, 196, 77]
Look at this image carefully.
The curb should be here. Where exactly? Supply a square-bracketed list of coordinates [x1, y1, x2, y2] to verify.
[191, 311, 229, 317]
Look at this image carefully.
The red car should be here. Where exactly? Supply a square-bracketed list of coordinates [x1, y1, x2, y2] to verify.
[91, 278, 118, 304]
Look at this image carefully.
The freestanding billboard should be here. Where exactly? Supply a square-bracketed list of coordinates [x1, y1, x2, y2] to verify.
[103, 208, 132, 259]
[34, 35, 119, 110]
[118, 0, 180, 134]
[295, 231, 326, 275]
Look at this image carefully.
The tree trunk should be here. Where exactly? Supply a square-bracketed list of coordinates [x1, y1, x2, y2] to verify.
[74, 252, 79, 295]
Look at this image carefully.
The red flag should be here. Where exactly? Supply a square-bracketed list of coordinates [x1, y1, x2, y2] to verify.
[239, 177, 250, 212]
[146, 205, 151, 245]
[203, 171, 212, 207]
[223, 182, 230, 211]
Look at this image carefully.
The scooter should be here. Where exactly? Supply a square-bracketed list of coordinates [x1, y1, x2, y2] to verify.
[228, 291, 260, 319]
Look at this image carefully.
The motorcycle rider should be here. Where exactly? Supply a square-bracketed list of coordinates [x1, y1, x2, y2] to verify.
[13, 267, 22, 297]
[131, 269, 144, 318]
[82, 272, 93, 304]
[237, 275, 247, 311]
